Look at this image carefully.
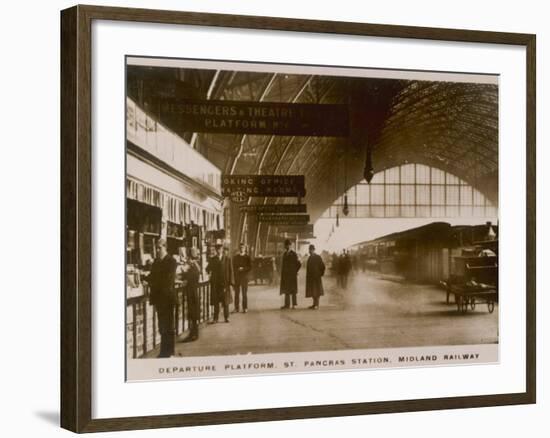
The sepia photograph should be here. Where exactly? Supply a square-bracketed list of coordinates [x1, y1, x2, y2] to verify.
[125, 56, 499, 381]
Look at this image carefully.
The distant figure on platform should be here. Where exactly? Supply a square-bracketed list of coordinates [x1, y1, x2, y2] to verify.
[270, 257, 278, 285]
[181, 248, 201, 343]
[253, 256, 264, 284]
[306, 245, 325, 310]
[146, 239, 177, 358]
[206, 244, 234, 323]
[335, 252, 343, 288]
[233, 243, 251, 313]
[265, 256, 274, 284]
[360, 255, 367, 273]
[340, 249, 352, 289]
[280, 239, 301, 309]
[331, 253, 340, 279]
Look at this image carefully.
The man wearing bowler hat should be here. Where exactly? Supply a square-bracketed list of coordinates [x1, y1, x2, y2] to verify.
[279, 239, 301, 309]
[206, 244, 234, 323]
[306, 244, 325, 310]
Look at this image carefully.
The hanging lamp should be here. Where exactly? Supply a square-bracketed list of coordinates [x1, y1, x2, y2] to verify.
[342, 194, 349, 216]
[364, 145, 374, 183]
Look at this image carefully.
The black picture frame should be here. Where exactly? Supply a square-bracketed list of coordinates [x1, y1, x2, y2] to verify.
[60, 4, 536, 433]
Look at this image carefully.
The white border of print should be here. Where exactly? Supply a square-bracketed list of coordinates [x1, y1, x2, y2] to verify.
[92, 19, 526, 419]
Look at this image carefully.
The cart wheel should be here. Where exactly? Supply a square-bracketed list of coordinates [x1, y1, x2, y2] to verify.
[470, 299, 476, 310]
[488, 301, 495, 313]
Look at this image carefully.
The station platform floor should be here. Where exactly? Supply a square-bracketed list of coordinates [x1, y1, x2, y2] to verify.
[152, 271, 498, 358]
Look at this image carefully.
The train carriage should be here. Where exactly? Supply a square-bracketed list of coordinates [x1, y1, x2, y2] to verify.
[349, 221, 498, 288]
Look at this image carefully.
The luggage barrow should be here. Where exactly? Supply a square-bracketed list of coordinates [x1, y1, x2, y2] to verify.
[444, 283, 497, 314]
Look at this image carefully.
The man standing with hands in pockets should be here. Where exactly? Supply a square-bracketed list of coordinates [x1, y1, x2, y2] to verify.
[233, 243, 252, 313]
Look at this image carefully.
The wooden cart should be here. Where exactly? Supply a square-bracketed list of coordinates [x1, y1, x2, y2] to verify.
[445, 283, 497, 314]
[443, 239, 498, 314]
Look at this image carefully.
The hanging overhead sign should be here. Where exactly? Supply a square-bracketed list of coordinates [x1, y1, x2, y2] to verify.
[258, 214, 310, 225]
[240, 204, 307, 214]
[277, 224, 314, 235]
[222, 175, 305, 203]
[268, 231, 315, 241]
[158, 99, 349, 136]
[268, 234, 288, 243]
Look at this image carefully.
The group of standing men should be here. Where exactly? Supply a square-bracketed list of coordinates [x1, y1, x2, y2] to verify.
[145, 239, 202, 358]
[279, 239, 326, 310]
[145, 240, 252, 358]
[145, 238, 327, 358]
[206, 242, 252, 323]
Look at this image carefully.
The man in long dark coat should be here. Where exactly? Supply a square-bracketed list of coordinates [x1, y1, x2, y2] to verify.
[280, 239, 301, 309]
[206, 244, 234, 323]
[146, 239, 177, 358]
[181, 248, 201, 342]
[306, 244, 325, 309]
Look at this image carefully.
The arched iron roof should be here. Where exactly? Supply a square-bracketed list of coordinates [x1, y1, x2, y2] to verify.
[127, 65, 498, 228]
